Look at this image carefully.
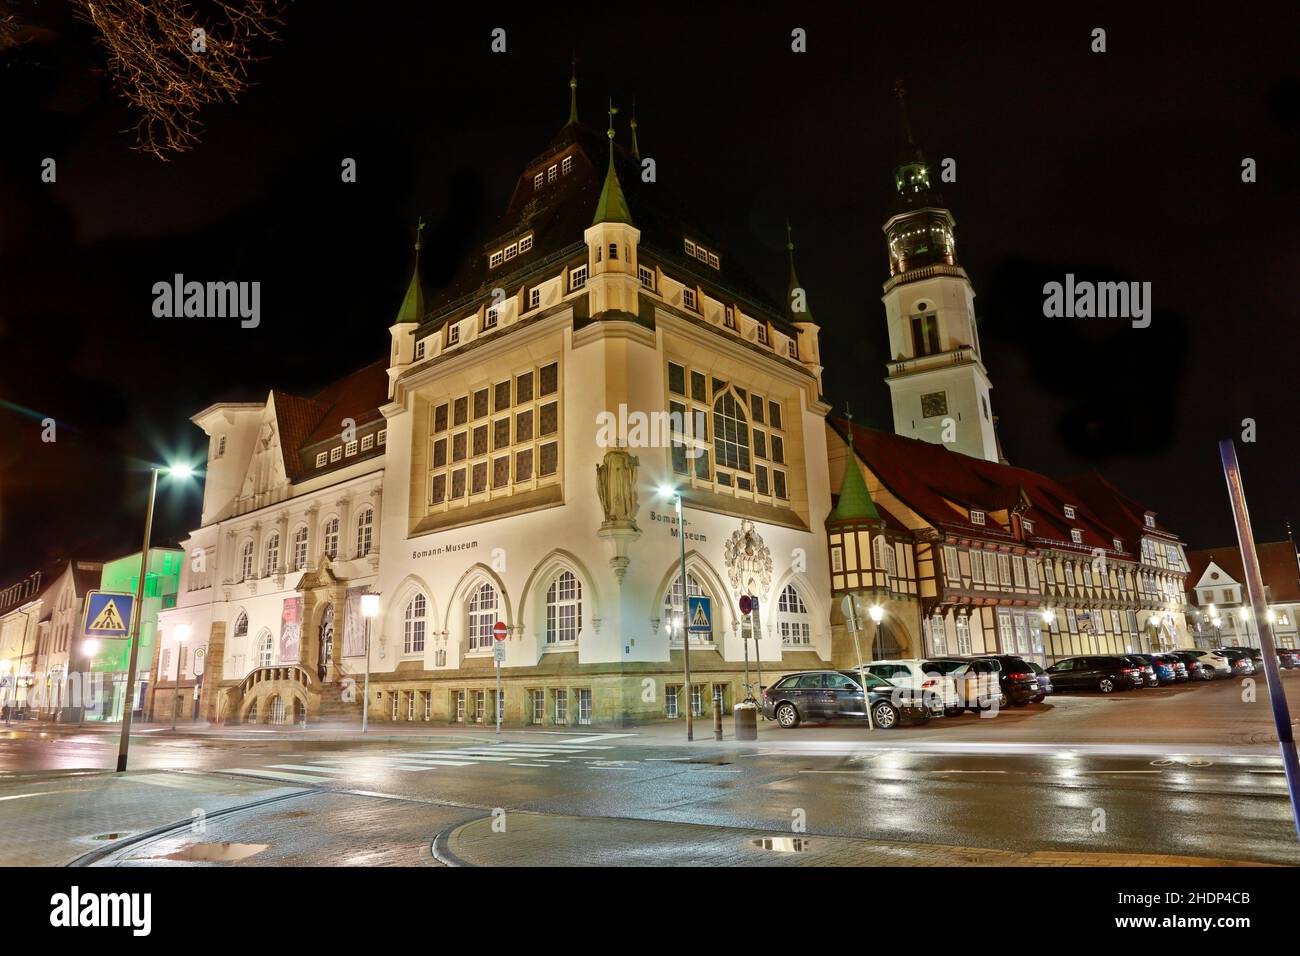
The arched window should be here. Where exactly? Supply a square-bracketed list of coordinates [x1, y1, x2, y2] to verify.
[355, 507, 374, 557]
[323, 517, 340, 560]
[292, 526, 309, 570]
[255, 630, 274, 668]
[404, 594, 427, 654]
[239, 540, 254, 581]
[663, 572, 709, 642]
[712, 388, 751, 472]
[872, 536, 897, 581]
[263, 532, 280, 577]
[545, 571, 582, 644]
[468, 583, 499, 651]
[232, 611, 249, 640]
[777, 584, 811, 646]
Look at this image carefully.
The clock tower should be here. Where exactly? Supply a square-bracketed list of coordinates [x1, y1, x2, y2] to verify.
[880, 83, 999, 463]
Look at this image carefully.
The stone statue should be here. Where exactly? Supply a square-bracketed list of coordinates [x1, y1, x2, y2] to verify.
[596, 447, 640, 527]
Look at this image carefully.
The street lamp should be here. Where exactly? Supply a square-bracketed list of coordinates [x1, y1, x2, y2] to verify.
[170, 624, 191, 731]
[116, 462, 197, 772]
[78, 639, 100, 728]
[659, 484, 693, 742]
[360, 593, 380, 733]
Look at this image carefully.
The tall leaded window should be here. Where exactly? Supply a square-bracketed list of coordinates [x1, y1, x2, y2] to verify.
[292, 526, 308, 570]
[323, 517, 339, 560]
[666, 363, 788, 501]
[428, 362, 560, 509]
[239, 540, 254, 581]
[468, 583, 499, 650]
[777, 584, 810, 645]
[355, 507, 374, 557]
[233, 611, 249, 640]
[404, 594, 426, 654]
[545, 571, 582, 644]
[263, 532, 280, 577]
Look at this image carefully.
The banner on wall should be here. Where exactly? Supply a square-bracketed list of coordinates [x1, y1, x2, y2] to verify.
[280, 597, 302, 664]
[343, 586, 372, 658]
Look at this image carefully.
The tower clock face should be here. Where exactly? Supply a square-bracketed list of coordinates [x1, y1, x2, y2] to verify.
[921, 391, 949, 418]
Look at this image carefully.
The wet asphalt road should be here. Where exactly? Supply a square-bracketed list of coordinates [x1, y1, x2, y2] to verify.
[3, 678, 1299, 866]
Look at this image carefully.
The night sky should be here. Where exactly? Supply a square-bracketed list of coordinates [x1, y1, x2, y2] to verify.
[2, 2, 1297, 583]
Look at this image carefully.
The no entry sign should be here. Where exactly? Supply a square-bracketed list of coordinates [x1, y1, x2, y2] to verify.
[492, 621, 508, 641]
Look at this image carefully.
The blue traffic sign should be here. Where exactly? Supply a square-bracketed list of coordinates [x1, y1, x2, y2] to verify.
[83, 590, 135, 638]
[687, 596, 713, 633]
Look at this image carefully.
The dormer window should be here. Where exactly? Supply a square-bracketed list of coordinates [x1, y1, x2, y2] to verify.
[415, 338, 426, 360]
[529, 287, 541, 309]
[519, 235, 533, 254]
[970, 510, 985, 525]
[488, 234, 532, 269]
[562, 155, 573, 175]
[1022, 519, 1034, 534]
[682, 288, 697, 310]
[684, 238, 696, 257]
[786, 339, 798, 359]
[638, 265, 655, 289]
[1070, 529, 1083, 544]
[447, 324, 460, 346]
[1113, 537, 1123, 550]
[683, 237, 720, 269]
[484, 306, 499, 330]
[504, 241, 518, 262]
[315, 452, 328, 468]
[756, 323, 769, 345]
[608, 243, 618, 260]
[570, 265, 587, 290]
[1144, 514, 1156, 528]
[330, 446, 343, 463]
[723, 305, 736, 329]
[1063, 505, 1076, 519]
[533, 172, 543, 190]
[490, 250, 504, 268]
[548, 164, 558, 183]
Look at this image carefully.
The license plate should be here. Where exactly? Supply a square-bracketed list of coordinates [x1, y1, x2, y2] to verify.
[1027, 681, 1038, 690]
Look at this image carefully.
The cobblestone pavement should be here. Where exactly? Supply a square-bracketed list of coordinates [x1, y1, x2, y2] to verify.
[441, 812, 1280, 867]
[0, 770, 301, 866]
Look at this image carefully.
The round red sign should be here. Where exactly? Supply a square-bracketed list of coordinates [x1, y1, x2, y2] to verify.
[492, 621, 508, 641]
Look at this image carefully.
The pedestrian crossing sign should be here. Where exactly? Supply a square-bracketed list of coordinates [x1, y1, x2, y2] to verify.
[687, 596, 712, 633]
[83, 590, 135, 638]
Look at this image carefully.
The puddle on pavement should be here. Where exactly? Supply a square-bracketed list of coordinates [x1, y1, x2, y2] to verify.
[751, 837, 812, 853]
[152, 841, 270, 862]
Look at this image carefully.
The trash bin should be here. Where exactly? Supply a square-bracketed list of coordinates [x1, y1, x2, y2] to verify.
[733, 701, 758, 741]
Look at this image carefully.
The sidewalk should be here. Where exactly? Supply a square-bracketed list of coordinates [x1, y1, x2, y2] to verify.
[438, 812, 1278, 868]
[0, 769, 304, 866]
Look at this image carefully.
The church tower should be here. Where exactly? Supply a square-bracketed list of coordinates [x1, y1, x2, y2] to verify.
[880, 83, 998, 463]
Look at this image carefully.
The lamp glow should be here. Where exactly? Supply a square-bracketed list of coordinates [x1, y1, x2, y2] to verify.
[167, 463, 195, 479]
[658, 484, 678, 499]
[1041, 608, 1055, 625]
[868, 604, 884, 624]
[174, 623, 192, 642]
[82, 639, 100, 657]
[360, 594, 380, 619]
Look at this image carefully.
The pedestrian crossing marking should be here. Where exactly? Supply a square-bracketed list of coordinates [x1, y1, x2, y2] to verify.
[226, 768, 330, 784]
[268, 764, 354, 775]
[509, 763, 550, 767]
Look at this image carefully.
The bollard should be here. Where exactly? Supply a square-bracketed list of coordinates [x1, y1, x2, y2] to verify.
[713, 692, 723, 740]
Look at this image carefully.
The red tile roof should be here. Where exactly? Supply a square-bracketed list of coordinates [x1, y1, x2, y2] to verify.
[272, 360, 388, 481]
[829, 419, 1131, 557]
[1186, 541, 1300, 604]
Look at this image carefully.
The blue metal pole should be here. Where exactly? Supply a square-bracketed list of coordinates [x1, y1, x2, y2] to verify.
[1220, 440, 1300, 843]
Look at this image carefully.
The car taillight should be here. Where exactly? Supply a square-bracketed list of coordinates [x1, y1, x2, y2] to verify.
[1007, 672, 1030, 680]
[921, 679, 938, 688]
[1123, 668, 1139, 675]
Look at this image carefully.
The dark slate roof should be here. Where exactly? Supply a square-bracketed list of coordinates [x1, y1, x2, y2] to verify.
[416, 121, 798, 337]
[828, 418, 1129, 556]
[1059, 471, 1183, 549]
[1186, 542, 1300, 605]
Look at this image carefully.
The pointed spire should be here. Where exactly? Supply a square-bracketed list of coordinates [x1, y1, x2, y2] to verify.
[785, 219, 813, 323]
[393, 217, 425, 325]
[894, 79, 924, 165]
[993, 414, 1009, 466]
[592, 98, 633, 225]
[630, 98, 641, 162]
[829, 406, 881, 522]
[567, 53, 579, 125]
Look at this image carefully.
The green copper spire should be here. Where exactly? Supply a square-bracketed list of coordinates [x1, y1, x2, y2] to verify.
[393, 217, 425, 325]
[630, 99, 641, 162]
[786, 219, 813, 323]
[592, 98, 633, 225]
[567, 54, 578, 125]
[829, 407, 880, 522]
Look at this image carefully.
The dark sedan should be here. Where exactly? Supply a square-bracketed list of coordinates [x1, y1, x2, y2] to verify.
[968, 654, 1041, 706]
[762, 670, 932, 729]
[1166, 650, 1208, 681]
[1045, 655, 1144, 694]
[1027, 661, 1053, 702]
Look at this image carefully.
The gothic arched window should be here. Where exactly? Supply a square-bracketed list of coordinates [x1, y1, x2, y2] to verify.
[468, 583, 498, 651]
[255, 630, 274, 668]
[712, 388, 751, 473]
[663, 572, 709, 642]
[777, 584, 811, 646]
[404, 594, 427, 654]
[545, 571, 582, 644]
[233, 611, 249, 640]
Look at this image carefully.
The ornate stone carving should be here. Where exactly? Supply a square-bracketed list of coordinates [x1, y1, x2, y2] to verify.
[724, 519, 773, 595]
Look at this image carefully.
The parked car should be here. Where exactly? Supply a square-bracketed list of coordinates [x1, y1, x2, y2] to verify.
[1124, 655, 1159, 687]
[1278, 648, 1300, 670]
[1045, 655, 1144, 693]
[1222, 646, 1264, 668]
[762, 670, 932, 729]
[1130, 653, 1175, 684]
[1027, 661, 1053, 702]
[1217, 648, 1256, 676]
[1166, 650, 1209, 681]
[1193, 650, 1233, 678]
[1156, 653, 1190, 682]
[922, 658, 1006, 712]
[862, 659, 958, 715]
[968, 655, 1042, 707]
